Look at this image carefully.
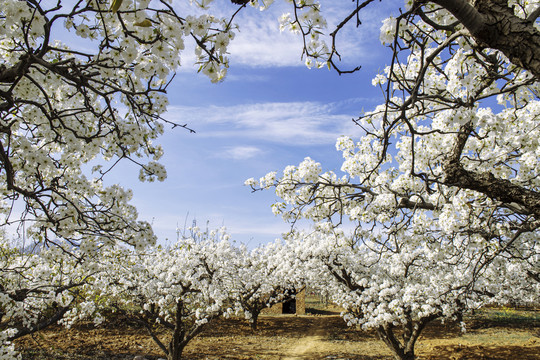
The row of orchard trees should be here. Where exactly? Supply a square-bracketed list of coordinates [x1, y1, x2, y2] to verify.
[0, 227, 303, 360]
[1, 1, 540, 360]
[2, 224, 538, 360]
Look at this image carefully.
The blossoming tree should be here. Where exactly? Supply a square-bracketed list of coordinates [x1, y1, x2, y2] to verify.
[237, 1, 540, 271]
[88, 228, 238, 360]
[0, 0, 240, 356]
[249, 0, 539, 289]
[0, 236, 96, 360]
[247, 0, 539, 358]
[230, 240, 304, 330]
[284, 226, 538, 360]
[0, 0, 240, 251]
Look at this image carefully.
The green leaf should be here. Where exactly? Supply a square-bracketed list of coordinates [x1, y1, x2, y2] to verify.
[134, 19, 153, 27]
[110, 0, 124, 13]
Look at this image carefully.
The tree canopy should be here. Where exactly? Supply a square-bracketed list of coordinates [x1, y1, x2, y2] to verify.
[1, 1, 539, 360]
[249, 1, 540, 358]
[0, 0, 238, 251]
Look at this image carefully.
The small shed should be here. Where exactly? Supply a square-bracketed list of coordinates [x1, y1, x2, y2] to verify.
[262, 288, 306, 315]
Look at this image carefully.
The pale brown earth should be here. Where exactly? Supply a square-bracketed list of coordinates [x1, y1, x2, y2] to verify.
[16, 311, 540, 360]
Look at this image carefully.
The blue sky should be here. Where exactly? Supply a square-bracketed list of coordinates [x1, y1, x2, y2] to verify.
[105, 0, 399, 247]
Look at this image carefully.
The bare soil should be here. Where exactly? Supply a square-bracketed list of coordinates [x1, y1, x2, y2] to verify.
[16, 312, 540, 360]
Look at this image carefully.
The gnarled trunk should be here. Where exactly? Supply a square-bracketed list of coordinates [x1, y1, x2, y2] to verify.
[376, 314, 439, 360]
[250, 310, 260, 331]
[166, 301, 187, 360]
[376, 325, 416, 360]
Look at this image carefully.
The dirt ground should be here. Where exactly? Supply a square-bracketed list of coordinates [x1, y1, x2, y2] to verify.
[16, 312, 540, 360]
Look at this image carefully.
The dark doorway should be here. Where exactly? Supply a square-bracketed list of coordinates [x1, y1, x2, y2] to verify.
[283, 298, 296, 314]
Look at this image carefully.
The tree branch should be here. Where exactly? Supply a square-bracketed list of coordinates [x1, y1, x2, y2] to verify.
[443, 122, 540, 219]
[8, 306, 70, 341]
[430, 0, 540, 77]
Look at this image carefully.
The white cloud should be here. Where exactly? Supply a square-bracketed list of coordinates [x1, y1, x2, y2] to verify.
[167, 101, 359, 145]
[228, 15, 304, 68]
[226, 73, 272, 82]
[175, 4, 306, 69]
[220, 145, 264, 160]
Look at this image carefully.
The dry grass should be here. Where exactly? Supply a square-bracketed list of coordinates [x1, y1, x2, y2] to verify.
[15, 308, 540, 360]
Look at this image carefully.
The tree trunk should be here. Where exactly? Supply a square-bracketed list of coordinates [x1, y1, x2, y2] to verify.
[376, 325, 416, 360]
[166, 301, 215, 360]
[250, 310, 260, 331]
[376, 314, 440, 360]
[167, 340, 185, 360]
[168, 301, 186, 360]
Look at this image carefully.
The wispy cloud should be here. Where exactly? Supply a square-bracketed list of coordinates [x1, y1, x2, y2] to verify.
[220, 146, 264, 160]
[173, 0, 392, 70]
[227, 1, 391, 68]
[228, 14, 304, 68]
[167, 101, 359, 145]
[226, 73, 272, 82]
